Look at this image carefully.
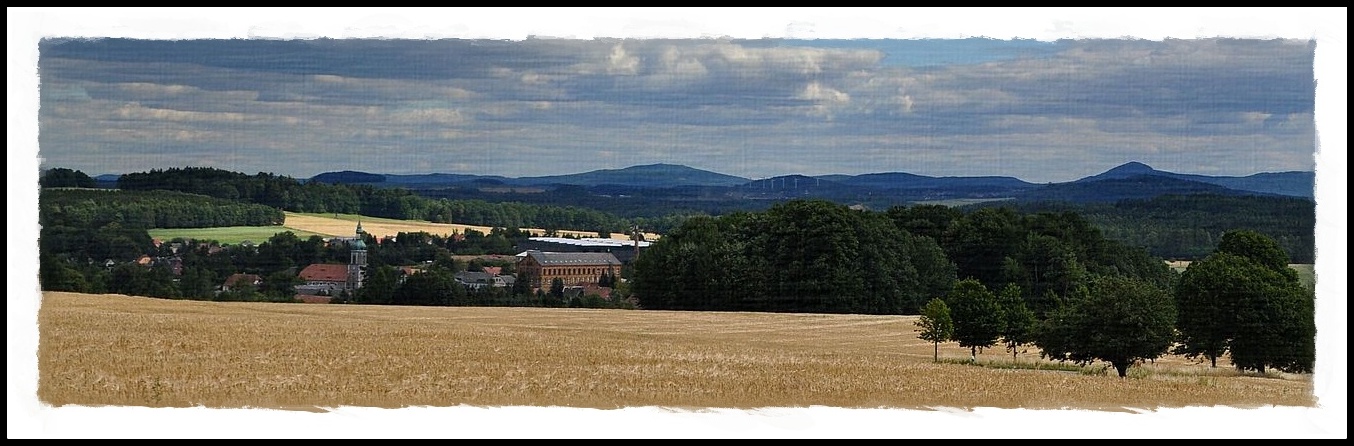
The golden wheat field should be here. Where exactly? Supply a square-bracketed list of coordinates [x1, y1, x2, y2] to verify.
[281, 212, 662, 242]
[35, 291, 1318, 412]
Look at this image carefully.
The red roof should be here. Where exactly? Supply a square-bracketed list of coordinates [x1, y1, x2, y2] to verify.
[223, 273, 262, 289]
[481, 266, 502, 276]
[298, 264, 349, 283]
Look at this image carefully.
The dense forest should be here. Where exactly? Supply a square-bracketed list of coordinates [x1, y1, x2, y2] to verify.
[40, 188, 284, 229]
[632, 200, 1175, 316]
[972, 195, 1316, 263]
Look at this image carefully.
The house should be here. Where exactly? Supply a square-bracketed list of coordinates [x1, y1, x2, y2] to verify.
[221, 273, 262, 291]
[515, 250, 622, 290]
[454, 271, 517, 290]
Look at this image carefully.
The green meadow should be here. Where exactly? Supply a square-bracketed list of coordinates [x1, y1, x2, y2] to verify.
[147, 226, 323, 246]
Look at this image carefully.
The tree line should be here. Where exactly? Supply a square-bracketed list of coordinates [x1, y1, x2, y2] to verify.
[979, 194, 1315, 263]
[632, 200, 1174, 317]
[914, 229, 1314, 378]
[40, 188, 285, 229]
[113, 166, 666, 234]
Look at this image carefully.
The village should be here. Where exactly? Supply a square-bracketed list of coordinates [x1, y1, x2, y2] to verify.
[133, 221, 651, 306]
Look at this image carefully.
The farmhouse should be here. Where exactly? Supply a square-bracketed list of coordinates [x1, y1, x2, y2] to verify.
[515, 250, 622, 290]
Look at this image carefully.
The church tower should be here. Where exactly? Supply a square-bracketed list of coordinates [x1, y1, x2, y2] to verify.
[348, 220, 368, 291]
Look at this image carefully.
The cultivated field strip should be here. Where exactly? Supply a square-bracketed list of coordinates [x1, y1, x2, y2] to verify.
[37, 292, 1315, 411]
[281, 212, 661, 242]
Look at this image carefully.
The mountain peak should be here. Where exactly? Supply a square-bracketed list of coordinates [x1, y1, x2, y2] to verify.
[1107, 161, 1156, 174]
[1075, 161, 1162, 183]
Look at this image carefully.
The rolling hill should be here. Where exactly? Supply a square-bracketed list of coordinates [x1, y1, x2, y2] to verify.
[304, 161, 1312, 209]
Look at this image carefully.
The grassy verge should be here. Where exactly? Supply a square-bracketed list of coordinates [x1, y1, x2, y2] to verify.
[940, 355, 1294, 380]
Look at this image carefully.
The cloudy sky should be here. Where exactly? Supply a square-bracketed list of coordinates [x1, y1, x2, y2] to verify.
[9, 8, 1347, 439]
[22, 10, 1337, 184]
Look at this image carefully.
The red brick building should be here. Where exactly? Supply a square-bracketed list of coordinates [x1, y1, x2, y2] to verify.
[515, 250, 621, 290]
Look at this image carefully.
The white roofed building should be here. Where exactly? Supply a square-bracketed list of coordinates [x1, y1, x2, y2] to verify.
[515, 236, 650, 264]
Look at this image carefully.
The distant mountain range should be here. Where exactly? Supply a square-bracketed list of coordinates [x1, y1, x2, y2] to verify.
[88, 162, 1313, 207]
[303, 162, 1314, 204]
[326, 163, 753, 189]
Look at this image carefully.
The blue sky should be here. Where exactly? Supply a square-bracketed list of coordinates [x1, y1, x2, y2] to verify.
[23, 11, 1331, 184]
[9, 8, 1348, 439]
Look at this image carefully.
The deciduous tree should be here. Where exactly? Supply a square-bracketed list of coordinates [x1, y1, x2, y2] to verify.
[1035, 275, 1176, 378]
[944, 279, 1002, 361]
[997, 283, 1037, 361]
[915, 298, 954, 362]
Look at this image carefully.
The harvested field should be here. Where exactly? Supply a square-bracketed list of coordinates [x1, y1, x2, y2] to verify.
[19, 291, 1343, 438]
[36, 292, 1315, 411]
[282, 212, 662, 242]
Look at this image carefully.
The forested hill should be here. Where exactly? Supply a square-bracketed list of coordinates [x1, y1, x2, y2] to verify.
[106, 166, 686, 234]
[966, 194, 1316, 263]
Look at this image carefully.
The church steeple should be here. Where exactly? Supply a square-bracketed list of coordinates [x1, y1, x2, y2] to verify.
[351, 220, 367, 250]
[348, 220, 368, 291]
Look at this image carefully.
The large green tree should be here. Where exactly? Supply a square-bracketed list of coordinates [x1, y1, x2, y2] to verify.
[1216, 229, 1298, 278]
[944, 279, 1003, 361]
[1174, 252, 1251, 367]
[915, 298, 954, 362]
[1035, 275, 1177, 378]
[1175, 230, 1315, 373]
[1229, 276, 1316, 374]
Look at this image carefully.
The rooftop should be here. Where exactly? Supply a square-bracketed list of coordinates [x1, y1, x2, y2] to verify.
[519, 250, 622, 266]
[298, 263, 350, 282]
[527, 236, 651, 248]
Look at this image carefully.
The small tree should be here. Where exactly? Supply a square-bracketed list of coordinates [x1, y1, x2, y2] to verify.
[997, 283, 1037, 362]
[547, 277, 567, 307]
[945, 279, 1003, 362]
[915, 298, 954, 362]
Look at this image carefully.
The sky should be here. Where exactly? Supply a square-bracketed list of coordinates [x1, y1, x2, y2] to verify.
[9, 8, 1348, 439]
[23, 11, 1330, 184]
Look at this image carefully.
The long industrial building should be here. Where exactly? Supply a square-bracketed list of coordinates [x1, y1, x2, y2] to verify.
[514, 236, 651, 264]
